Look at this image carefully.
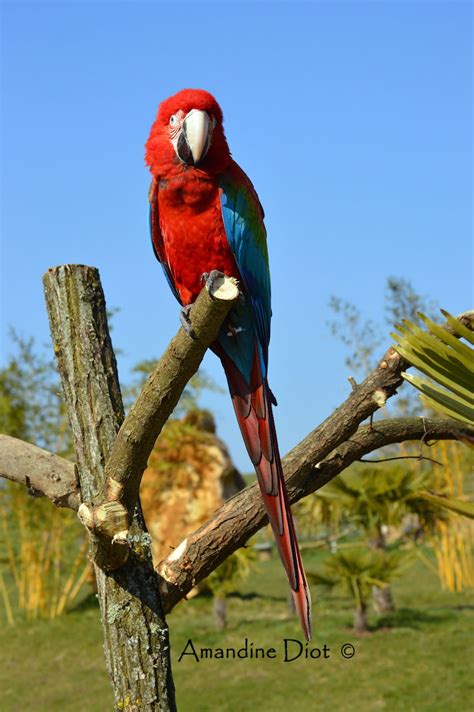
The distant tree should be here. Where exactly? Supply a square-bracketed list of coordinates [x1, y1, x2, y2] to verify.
[384, 277, 438, 330]
[0, 333, 85, 620]
[308, 548, 410, 633]
[328, 276, 438, 414]
[0, 330, 71, 454]
[298, 464, 448, 613]
[202, 545, 257, 630]
[314, 465, 446, 547]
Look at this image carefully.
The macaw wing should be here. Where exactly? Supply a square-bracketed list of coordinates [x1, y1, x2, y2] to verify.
[218, 167, 312, 640]
[148, 179, 181, 304]
[219, 163, 272, 372]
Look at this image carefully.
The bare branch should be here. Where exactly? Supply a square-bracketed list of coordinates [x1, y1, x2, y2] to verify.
[359, 454, 443, 466]
[0, 434, 79, 510]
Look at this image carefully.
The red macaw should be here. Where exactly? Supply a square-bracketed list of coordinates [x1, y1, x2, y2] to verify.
[145, 88, 312, 640]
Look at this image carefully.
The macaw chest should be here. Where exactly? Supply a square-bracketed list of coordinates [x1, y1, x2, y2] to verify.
[158, 174, 217, 211]
[157, 176, 239, 304]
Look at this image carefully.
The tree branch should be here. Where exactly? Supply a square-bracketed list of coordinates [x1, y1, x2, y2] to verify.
[0, 434, 80, 510]
[157, 409, 472, 611]
[78, 272, 239, 548]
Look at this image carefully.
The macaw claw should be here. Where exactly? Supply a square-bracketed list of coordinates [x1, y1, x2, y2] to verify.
[202, 270, 245, 304]
[180, 304, 197, 340]
[201, 269, 226, 298]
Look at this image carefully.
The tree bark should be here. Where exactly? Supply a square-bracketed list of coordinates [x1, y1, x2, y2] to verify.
[370, 530, 395, 614]
[43, 265, 176, 712]
[353, 603, 369, 634]
[372, 584, 395, 614]
[213, 596, 227, 631]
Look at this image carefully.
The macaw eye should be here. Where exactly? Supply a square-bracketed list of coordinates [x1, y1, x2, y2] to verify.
[169, 114, 178, 126]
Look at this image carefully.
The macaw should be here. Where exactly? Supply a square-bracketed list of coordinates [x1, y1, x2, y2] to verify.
[145, 88, 312, 640]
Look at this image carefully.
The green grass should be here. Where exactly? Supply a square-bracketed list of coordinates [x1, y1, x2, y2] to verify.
[1, 549, 473, 711]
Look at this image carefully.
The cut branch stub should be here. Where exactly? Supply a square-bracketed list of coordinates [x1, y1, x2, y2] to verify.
[78, 501, 129, 542]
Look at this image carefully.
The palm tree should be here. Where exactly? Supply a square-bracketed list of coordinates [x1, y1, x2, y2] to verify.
[203, 545, 257, 630]
[308, 548, 410, 633]
[300, 465, 449, 612]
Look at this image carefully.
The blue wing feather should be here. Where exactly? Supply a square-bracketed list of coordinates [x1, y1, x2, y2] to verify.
[219, 167, 272, 382]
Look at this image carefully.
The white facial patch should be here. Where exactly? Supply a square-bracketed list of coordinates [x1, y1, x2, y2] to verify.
[170, 109, 216, 164]
[169, 109, 185, 155]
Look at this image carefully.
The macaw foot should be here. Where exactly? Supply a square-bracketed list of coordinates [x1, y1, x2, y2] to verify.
[202, 270, 245, 303]
[201, 269, 225, 297]
[180, 304, 197, 340]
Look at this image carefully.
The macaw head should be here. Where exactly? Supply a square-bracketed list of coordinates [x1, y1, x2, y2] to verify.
[145, 89, 231, 176]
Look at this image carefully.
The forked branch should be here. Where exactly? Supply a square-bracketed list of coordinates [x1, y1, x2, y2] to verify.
[76, 271, 239, 555]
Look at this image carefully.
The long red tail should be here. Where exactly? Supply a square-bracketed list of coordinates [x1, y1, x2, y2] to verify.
[220, 347, 312, 640]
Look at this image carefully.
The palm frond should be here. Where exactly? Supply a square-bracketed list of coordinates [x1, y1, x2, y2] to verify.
[309, 548, 412, 605]
[392, 311, 474, 425]
[419, 492, 474, 520]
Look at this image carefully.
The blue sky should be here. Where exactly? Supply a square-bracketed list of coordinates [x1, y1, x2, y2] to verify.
[1, 1, 472, 470]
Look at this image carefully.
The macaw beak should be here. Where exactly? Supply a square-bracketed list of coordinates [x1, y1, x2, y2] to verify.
[176, 109, 211, 166]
